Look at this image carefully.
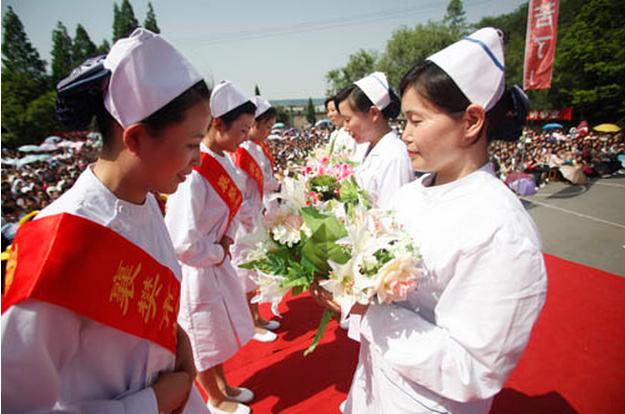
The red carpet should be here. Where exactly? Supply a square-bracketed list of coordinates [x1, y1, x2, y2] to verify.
[200, 254, 625, 413]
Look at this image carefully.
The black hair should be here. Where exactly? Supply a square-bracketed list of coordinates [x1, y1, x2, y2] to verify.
[334, 83, 401, 120]
[256, 106, 277, 123]
[399, 60, 528, 142]
[56, 57, 211, 147]
[324, 96, 335, 109]
[218, 100, 257, 129]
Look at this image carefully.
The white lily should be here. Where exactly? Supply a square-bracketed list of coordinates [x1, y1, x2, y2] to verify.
[268, 176, 308, 214]
[251, 270, 290, 316]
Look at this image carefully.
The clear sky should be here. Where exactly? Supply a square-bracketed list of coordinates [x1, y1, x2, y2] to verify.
[2, 0, 527, 100]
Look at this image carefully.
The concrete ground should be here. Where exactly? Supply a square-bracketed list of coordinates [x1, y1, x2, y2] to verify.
[519, 175, 625, 276]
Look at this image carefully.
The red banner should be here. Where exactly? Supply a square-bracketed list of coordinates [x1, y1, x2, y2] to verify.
[2, 213, 180, 354]
[194, 151, 242, 232]
[523, 0, 560, 90]
[527, 107, 572, 121]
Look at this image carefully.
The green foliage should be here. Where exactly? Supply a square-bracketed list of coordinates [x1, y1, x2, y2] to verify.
[72, 24, 98, 66]
[97, 39, 111, 55]
[376, 22, 459, 89]
[113, 0, 139, 41]
[304, 309, 333, 356]
[1, 2, 161, 145]
[274, 105, 289, 125]
[51, 22, 73, 85]
[254, 84, 261, 96]
[1, 6, 47, 81]
[308, 175, 338, 201]
[325, 49, 378, 95]
[300, 206, 350, 274]
[1, 7, 51, 146]
[555, 0, 625, 123]
[444, 0, 467, 34]
[306, 97, 316, 124]
[143, 2, 160, 34]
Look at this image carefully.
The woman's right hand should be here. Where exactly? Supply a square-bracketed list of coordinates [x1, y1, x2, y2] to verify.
[309, 279, 341, 314]
[216, 235, 234, 265]
[152, 371, 191, 414]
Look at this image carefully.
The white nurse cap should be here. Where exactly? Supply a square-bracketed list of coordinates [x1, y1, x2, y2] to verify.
[103, 28, 203, 128]
[210, 80, 253, 118]
[354, 72, 391, 110]
[254, 96, 272, 118]
[427, 27, 505, 111]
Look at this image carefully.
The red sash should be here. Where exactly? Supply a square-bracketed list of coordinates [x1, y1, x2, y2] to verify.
[257, 140, 275, 170]
[233, 147, 264, 199]
[193, 151, 242, 231]
[2, 213, 180, 354]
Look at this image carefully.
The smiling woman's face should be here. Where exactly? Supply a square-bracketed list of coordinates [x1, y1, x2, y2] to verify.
[140, 100, 211, 194]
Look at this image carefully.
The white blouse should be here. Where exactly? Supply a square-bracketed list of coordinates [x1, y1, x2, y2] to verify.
[355, 129, 413, 209]
[1, 166, 207, 414]
[347, 164, 547, 414]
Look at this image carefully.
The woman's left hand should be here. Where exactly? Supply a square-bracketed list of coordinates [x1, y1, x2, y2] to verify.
[173, 324, 196, 413]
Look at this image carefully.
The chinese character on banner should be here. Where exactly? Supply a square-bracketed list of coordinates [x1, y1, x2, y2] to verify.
[110, 262, 141, 315]
[138, 273, 163, 323]
[523, 0, 560, 90]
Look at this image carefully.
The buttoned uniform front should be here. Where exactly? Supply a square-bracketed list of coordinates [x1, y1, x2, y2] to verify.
[231, 140, 279, 292]
[1, 166, 208, 414]
[345, 164, 547, 414]
[165, 144, 255, 371]
[355, 129, 414, 209]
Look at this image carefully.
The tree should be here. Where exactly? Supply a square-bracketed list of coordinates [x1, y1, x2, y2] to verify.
[554, 0, 625, 123]
[254, 84, 261, 96]
[113, 0, 139, 41]
[1, 7, 47, 82]
[1, 7, 50, 145]
[72, 24, 97, 65]
[444, 0, 467, 34]
[306, 97, 316, 125]
[275, 105, 289, 126]
[325, 49, 378, 95]
[143, 2, 160, 33]
[377, 22, 459, 89]
[51, 22, 74, 85]
[97, 39, 111, 55]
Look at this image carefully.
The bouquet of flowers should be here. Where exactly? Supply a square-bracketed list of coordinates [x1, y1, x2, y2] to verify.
[239, 151, 424, 354]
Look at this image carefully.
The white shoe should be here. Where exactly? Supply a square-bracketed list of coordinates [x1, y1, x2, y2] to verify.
[339, 400, 346, 413]
[207, 401, 250, 414]
[253, 329, 277, 342]
[261, 320, 280, 331]
[228, 387, 254, 404]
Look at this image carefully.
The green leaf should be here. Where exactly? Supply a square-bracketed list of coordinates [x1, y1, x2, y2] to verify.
[304, 309, 333, 356]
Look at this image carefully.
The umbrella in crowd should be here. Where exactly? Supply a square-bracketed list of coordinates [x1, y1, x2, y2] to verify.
[504, 172, 537, 196]
[314, 119, 332, 128]
[559, 165, 588, 185]
[593, 123, 621, 133]
[543, 123, 564, 131]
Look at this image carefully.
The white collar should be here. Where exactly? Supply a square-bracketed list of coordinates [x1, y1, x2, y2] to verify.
[366, 129, 399, 158]
[77, 165, 153, 224]
[415, 162, 495, 201]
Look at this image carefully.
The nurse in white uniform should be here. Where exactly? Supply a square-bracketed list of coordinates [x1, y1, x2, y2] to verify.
[165, 81, 256, 414]
[335, 72, 414, 209]
[325, 96, 367, 163]
[344, 28, 548, 414]
[2, 29, 211, 414]
[231, 95, 281, 343]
